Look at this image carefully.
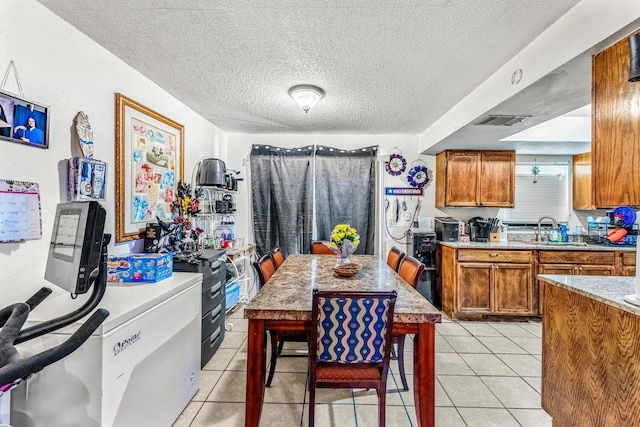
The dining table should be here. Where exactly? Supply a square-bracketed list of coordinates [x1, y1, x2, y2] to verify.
[243, 254, 442, 427]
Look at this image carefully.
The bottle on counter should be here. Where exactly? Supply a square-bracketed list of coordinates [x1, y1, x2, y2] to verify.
[560, 224, 569, 243]
[549, 228, 559, 242]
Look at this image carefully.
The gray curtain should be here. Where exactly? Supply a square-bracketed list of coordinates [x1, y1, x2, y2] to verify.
[250, 145, 314, 256]
[314, 145, 377, 255]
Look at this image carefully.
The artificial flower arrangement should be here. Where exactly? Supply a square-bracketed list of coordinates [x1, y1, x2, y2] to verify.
[173, 181, 203, 218]
[329, 224, 360, 258]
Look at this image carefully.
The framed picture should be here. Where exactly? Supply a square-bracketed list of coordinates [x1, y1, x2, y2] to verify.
[115, 93, 184, 243]
[0, 89, 50, 149]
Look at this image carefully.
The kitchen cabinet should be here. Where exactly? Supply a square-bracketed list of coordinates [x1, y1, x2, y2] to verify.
[442, 247, 534, 318]
[436, 150, 515, 208]
[537, 250, 615, 314]
[592, 34, 640, 208]
[620, 252, 636, 276]
[572, 152, 594, 210]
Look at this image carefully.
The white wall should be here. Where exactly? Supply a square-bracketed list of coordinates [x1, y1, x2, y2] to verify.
[0, 0, 226, 285]
[420, 0, 640, 152]
[225, 133, 445, 256]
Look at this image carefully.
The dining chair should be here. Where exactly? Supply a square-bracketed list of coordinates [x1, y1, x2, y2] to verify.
[271, 247, 286, 268]
[393, 255, 426, 391]
[386, 246, 406, 272]
[308, 289, 397, 427]
[253, 253, 276, 288]
[254, 250, 308, 387]
[310, 241, 335, 254]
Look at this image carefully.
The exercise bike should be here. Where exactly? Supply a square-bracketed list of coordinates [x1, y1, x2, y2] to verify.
[0, 201, 109, 426]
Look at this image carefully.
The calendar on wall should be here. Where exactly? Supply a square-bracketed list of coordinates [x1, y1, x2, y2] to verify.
[0, 179, 42, 243]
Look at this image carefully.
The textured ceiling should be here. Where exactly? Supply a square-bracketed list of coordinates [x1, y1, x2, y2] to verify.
[37, 0, 581, 136]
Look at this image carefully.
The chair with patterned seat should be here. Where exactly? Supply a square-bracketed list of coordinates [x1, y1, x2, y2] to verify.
[310, 241, 335, 255]
[393, 255, 425, 391]
[386, 246, 406, 272]
[308, 289, 397, 427]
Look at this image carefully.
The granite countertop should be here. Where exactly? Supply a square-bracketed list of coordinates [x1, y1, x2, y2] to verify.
[538, 274, 640, 316]
[244, 254, 441, 324]
[440, 240, 636, 252]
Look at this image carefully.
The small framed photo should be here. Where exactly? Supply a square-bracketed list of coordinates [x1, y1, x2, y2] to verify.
[0, 89, 50, 149]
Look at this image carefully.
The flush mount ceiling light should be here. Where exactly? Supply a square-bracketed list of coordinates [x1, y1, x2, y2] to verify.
[288, 84, 324, 113]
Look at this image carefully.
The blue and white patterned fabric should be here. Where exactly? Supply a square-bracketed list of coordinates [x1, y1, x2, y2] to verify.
[316, 296, 391, 364]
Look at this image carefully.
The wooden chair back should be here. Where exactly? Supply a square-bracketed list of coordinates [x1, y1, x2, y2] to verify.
[386, 246, 406, 272]
[398, 255, 425, 288]
[310, 241, 335, 255]
[271, 247, 285, 268]
[253, 253, 276, 287]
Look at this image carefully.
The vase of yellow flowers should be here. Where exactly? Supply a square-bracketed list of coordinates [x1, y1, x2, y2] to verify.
[329, 224, 360, 264]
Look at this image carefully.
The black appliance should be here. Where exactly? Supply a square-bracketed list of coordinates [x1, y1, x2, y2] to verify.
[468, 216, 490, 242]
[197, 158, 226, 187]
[173, 248, 227, 368]
[411, 232, 440, 309]
[434, 217, 459, 242]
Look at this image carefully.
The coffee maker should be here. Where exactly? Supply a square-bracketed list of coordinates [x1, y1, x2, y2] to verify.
[468, 216, 491, 242]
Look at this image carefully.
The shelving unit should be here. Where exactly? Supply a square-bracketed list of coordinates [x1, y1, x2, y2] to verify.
[225, 244, 255, 312]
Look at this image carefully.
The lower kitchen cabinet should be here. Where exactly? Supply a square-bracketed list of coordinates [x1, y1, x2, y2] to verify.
[621, 252, 637, 276]
[537, 250, 615, 314]
[442, 247, 534, 318]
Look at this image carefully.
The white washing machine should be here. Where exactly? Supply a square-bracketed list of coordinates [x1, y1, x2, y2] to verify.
[4, 271, 202, 427]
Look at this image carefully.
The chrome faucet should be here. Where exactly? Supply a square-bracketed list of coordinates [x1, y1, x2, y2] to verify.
[536, 216, 558, 242]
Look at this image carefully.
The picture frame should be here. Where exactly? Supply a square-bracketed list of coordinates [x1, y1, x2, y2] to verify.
[0, 89, 50, 149]
[115, 93, 184, 243]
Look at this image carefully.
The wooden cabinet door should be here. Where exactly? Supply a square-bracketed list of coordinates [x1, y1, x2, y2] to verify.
[593, 36, 640, 208]
[445, 151, 479, 206]
[537, 264, 577, 315]
[572, 152, 595, 210]
[621, 266, 636, 277]
[479, 151, 515, 207]
[493, 263, 532, 314]
[457, 263, 491, 313]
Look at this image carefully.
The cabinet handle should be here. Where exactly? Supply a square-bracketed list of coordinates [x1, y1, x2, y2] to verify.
[489, 253, 499, 257]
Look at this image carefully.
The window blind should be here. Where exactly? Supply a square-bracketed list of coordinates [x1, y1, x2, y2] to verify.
[500, 174, 569, 223]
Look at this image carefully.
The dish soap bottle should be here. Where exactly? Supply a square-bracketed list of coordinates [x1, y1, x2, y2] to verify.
[559, 224, 569, 243]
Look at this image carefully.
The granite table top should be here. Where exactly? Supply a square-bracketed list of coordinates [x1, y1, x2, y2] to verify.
[440, 240, 636, 252]
[538, 274, 640, 316]
[244, 254, 442, 324]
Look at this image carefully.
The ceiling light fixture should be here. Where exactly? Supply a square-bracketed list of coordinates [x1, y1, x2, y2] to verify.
[288, 84, 324, 113]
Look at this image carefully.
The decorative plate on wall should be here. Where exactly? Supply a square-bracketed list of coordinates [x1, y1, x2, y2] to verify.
[407, 160, 430, 189]
[387, 147, 406, 176]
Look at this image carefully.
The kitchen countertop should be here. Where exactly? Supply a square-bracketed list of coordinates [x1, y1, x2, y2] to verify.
[439, 240, 636, 251]
[538, 274, 640, 316]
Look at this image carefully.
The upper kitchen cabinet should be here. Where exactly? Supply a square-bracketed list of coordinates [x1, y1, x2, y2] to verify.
[592, 33, 640, 208]
[436, 150, 515, 208]
[572, 152, 595, 210]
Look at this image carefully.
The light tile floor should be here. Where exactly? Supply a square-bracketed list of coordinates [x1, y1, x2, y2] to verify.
[172, 306, 551, 427]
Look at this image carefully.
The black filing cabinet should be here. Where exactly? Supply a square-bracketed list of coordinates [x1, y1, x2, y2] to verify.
[174, 249, 227, 368]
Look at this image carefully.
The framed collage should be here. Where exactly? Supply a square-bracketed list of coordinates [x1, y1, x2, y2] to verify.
[115, 93, 184, 242]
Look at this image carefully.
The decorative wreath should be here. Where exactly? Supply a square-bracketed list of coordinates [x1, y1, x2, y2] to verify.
[386, 148, 407, 176]
[407, 161, 430, 188]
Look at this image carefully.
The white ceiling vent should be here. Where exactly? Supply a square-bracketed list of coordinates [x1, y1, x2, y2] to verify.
[474, 115, 531, 126]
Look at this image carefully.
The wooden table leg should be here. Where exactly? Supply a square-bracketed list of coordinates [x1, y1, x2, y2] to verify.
[245, 319, 266, 427]
[413, 322, 435, 427]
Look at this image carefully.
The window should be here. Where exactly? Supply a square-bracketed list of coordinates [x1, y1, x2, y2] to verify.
[500, 162, 570, 224]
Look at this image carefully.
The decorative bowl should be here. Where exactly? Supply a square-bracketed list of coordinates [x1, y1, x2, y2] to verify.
[332, 263, 363, 277]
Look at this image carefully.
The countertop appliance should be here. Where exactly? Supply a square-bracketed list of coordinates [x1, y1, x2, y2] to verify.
[7, 271, 202, 427]
[197, 158, 226, 187]
[468, 217, 490, 242]
[434, 217, 460, 242]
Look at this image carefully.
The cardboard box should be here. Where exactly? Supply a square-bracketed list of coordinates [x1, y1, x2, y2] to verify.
[107, 253, 173, 283]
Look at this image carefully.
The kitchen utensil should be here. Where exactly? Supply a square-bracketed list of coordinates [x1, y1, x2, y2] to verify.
[613, 206, 636, 228]
[607, 228, 628, 242]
